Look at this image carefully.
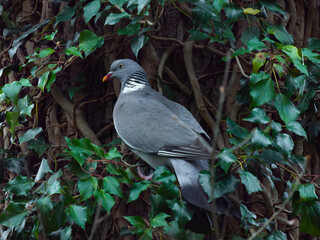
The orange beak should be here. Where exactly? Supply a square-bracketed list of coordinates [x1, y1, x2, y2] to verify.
[102, 72, 113, 82]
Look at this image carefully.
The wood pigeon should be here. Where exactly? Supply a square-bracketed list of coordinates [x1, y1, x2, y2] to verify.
[103, 59, 214, 211]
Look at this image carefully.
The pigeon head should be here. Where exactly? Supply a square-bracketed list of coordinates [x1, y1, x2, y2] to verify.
[103, 59, 146, 85]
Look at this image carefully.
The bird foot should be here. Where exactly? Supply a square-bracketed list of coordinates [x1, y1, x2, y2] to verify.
[137, 166, 153, 180]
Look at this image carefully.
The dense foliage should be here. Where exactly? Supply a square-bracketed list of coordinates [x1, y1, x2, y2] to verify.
[0, 0, 320, 239]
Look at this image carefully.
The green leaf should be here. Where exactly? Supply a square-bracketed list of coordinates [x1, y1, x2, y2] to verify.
[308, 38, 320, 51]
[38, 48, 55, 58]
[105, 12, 130, 25]
[252, 52, 267, 73]
[124, 215, 146, 229]
[0, 203, 28, 227]
[267, 25, 293, 44]
[83, 0, 101, 24]
[156, 181, 179, 198]
[128, 181, 151, 202]
[94, 189, 115, 214]
[79, 30, 104, 53]
[2, 81, 22, 104]
[240, 204, 257, 225]
[46, 68, 60, 91]
[28, 137, 49, 157]
[273, 63, 285, 78]
[35, 158, 53, 181]
[65, 46, 83, 59]
[218, 149, 237, 173]
[19, 127, 43, 144]
[19, 78, 32, 87]
[137, 0, 150, 14]
[241, 27, 260, 45]
[36, 196, 53, 219]
[215, 175, 239, 199]
[286, 121, 307, 139]
[44, 30, 58, 40]
[302, 48, 320, 64]
[199, 170, 212, 201]
[271, 120, 282, 134]
[6, 110, 20, 137]
[131, 34, 148, 58]
[153, 166, 176, 183]
[275, 93, 300, 124]
[282, 45, 308, 76]
[265, 231, 287, 240]
[4, 175, 35, 195]
[170, 200, 192, 228]
[118, 22, 141, 36]
[109, 0, 128, 8]
[38, 71, 50, 92]
[150, 212, 170, 228]
[299, 201, 320, 236]
[261, 149, 285, 164]
[298, 90, 315, 113]
[298, 184, 318, 202]
[103, 176, 124, 198]
[226, 118, 250, 139]
[238, 170, 262, 194]
[251, 129, 271, 148]
[244, 108, 269, 124]
[243, 8, 260, 15]
[65, 205, 87, 230]
[17, 95, 34, 117]
[189, 29, 210, 41]
[56, 6, 76, 24]
[105, 146, 122, 159]
[78, 177, 98, 201]
[250, 72, 275, 107]
[276, 133, 294, 154]
[247, 38, 267, 51]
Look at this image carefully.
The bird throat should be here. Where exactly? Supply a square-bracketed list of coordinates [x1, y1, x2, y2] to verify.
[122, 71, 149, 94]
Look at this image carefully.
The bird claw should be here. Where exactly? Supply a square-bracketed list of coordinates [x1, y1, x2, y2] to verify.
[137, 166, 153, 180]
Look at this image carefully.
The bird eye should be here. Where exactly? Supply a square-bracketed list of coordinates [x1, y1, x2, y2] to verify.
[118, 64, 124, 69]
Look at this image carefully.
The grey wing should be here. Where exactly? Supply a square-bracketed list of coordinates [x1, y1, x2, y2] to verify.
[113, 93, 210, 159]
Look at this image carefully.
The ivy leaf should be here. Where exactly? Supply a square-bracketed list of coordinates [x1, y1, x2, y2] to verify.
[271, 120, 282, 134]
[83, 0, 101, 24]
[302, 48, 320, 64]
[79, 30, 104, 53]
[260, 0, 286, 16]
[252, 52, 267, 73]
[128, 181, 151, 202]
[6, 110, 20, 137]
[247, 38, 267, 51]
[4, 175, 35, 195]
[118, 22, 141, 36]
[0, 203, 28, 227]
[17, 95, 34, 117]
[38, 48, 55, 58]
[299, 201, 320, 237]
[276, 133, 294, 154]
[103, 176, 124, 198]
[275, 93, 300, 124]
[298, 184, 318, 202]
[38, 71, 50, 92]
[65, 47, 83, 59]
[238, 170, 262, 194]
[240, 204, 258, 226]
[150, 212, 170, 228]
[218, 149, 237, 174]
[243, 8, 260, 15]
[153, 166, 176, 183]
[226, 118, 250, 139]
[56, 6, 76, 24]
[215, 175, 239, 199]
[2, 81, 22, 105]
[44, 30, 58, 40]
[124, 215, 146, 229]
[28, 137, 49, 157]
[19, 78, 32, 87]
[170, 200, 192, 228]
[286, 121, 307, 139]
[267, 25, 293, 44]
[105, 12, 130, 25]
[250, 72, 275, 107]
[244, 108, 269, 124]
[137, 0, 150, 14]
[66, 205, 87, 230]
[105, 146, 122, 159]
[131, 34, 148, 58]
[19, 127, 43, 144]
[251, 129, 271, 148]
[156, 181, 179, 198]
[282, 45, 308, 76]
[78, 177, 98, 201]
[241, 27, 260, 45]
[265, 231, 287, 240]
[308, 38, 320, 51]
[94, 189, 115, 214]
[109, 0, 127, 8]
[35, 158, 53, 181]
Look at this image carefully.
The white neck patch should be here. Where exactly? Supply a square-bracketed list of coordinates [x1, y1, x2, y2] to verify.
[122, 82, 146, 94]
